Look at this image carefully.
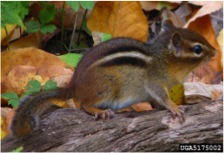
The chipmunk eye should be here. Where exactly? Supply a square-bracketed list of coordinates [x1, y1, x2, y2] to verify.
[192, 44, 203, 54]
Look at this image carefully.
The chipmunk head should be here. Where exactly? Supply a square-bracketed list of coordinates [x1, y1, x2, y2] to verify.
[161, 20, 215, 63]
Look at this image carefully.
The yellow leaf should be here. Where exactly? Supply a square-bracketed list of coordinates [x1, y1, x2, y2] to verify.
[169, 84, 185, 105]
[87, 1, 148, 42]
[1, 24, 17, 41]
[1, 116, 7, 139]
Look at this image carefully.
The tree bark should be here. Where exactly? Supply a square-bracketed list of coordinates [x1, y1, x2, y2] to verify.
[2, 99, 223, 152]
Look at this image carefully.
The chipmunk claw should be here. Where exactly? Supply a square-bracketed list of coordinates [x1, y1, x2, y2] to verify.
[170, 105, 185, 124]
[95, 109, 115, 120]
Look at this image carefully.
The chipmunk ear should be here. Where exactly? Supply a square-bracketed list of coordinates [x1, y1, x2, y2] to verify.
[170, 32, 183, 57]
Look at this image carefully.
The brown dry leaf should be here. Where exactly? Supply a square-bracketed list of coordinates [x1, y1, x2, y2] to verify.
[131, 102, 153, 112]
[1, 66, 37, 95]
[87, 1, 148, 42]
[8, 33, 41, 50]
[174, 2, 192, 24]
[161, 8, 184, 28]
[37, 66, 73, 82]
[184, 1, 223, 28]
[186, 15, 223, 83]
[1, 47, 68, 81]
[140, 1, 178, 11]
[1, 107, 15, 138]
[184, 82, 223, 98]
[51, 74, 73, 88]
[217, 29, 223, 65]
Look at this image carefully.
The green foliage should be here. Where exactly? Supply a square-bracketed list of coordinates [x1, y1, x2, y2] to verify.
[43, 80, 58, 91]
[102, 33, 112, 42]
[1, 1, 29, 28]
[59, 53, 82, 67]
[11, 146, 23, 153]
[1, 92, 19, 100]
[26, 80, 42, 93]
[1, 92, 20, 108]
[25, 20, 41, 33]
[67, 1, 94, 11]
[79, 1, 95, 10]
[81, 19, 92, 36]
[40, 24, 56, 34]
[25, 2, 56, 34]
[1, 80, 58, 108]
[39, 3, 56, 25]
[67, 1, 79, 11]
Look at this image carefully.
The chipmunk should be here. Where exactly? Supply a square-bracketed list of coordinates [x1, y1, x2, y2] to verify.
[11, 20, 215, 137]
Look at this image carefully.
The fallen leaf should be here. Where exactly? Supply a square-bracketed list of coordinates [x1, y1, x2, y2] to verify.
[184, 1, 223, 28]
[140, 1, 178, 11]
[1, 66, 37, 95]
[131, 102, 153, 112]
[1, 47, 69, 82]
[1, 24, 20, 46]
[174, 2, 192, 24]
[1, 107, 15, 139]
[161, 8, 184, 28]
[217, 29, 223, 66]
[169, 84, 185, 105]
[8, 33, 42, 50]
[87, 1, 148, 42]
[51, 74, 73, 88]
[187, 15, 223, 83]
[184, 82, 223, 98]
[37, 66, 73, 81]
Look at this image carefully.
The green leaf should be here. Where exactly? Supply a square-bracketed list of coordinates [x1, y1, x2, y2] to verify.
[102, 33, 112, 42]
[58, 53, 82, 67]
[26, 80, 41, 93]
[11, 146, 23, 153]
[39, 3, 56, 25]
[8, 99, 20, 108]
[81, 19, 92, 36]
[1, 1, 28, 28]
[20, 91, 33, 99]
[67, 1, 80, 11]
[1, 92, 19, 100]
[43, 80, 58, 91]
[40, 24, 56, 34]
[25, 20, 40, 33]
[18, 2, 29, 19]
[79, 1, 94, 10]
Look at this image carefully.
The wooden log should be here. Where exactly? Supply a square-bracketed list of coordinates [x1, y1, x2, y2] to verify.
[2, 99, 223, 152]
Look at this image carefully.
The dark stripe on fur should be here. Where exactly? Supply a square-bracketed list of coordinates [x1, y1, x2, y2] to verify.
[100, 57, 147, 67]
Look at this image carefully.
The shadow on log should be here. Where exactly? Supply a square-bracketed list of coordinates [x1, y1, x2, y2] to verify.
[2, 99, 223, 152]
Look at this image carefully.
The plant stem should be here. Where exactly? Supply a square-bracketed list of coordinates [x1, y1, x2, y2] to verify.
[4, 26, 10, 50]
[77, 9, 88, 47]
[60, 1, 66, 51]
[69, 10, 79, 52]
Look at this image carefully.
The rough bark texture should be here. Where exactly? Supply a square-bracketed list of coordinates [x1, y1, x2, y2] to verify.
[2, 99, 223, 152]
